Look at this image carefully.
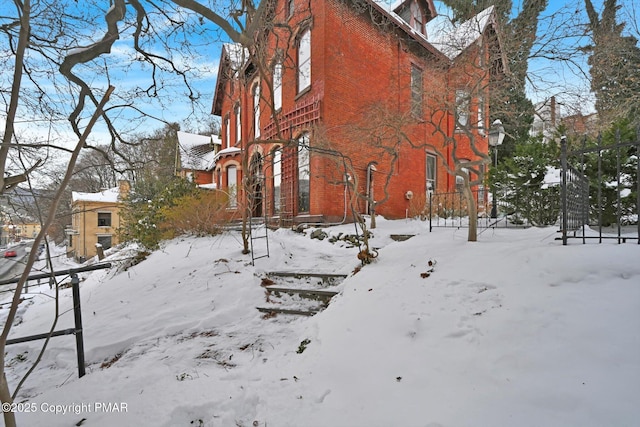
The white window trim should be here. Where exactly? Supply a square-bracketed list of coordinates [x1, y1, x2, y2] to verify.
[235, 104, 241, 144]
[456, 90, 470, 129]
[273, 148, 282, 214]
[274, 61, 282, 111]
[227, 165, 238, 209]
[253, 81, 261, 139]
[298, 29, 311, 93]
[426, 153, 437, 196]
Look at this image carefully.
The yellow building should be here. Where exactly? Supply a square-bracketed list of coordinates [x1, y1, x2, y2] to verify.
[66, 181, 129, 261]
[1, 221, 42, 245]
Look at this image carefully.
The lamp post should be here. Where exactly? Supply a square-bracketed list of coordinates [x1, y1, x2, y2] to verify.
[488, 119, 505, 218]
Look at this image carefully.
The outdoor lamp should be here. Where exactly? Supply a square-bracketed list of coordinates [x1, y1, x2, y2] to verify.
[488, 119, 505, 148]
[489, 119, 505, 218]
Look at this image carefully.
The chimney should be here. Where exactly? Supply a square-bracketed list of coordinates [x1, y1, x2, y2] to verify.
[550, 96, 556, 127]
[118, 180, 131, 200]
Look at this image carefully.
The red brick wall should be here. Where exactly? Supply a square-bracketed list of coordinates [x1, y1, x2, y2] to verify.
[214, 0, 491, 221]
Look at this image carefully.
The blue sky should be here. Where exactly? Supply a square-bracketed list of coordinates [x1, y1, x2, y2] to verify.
[1, 0, 638, 156]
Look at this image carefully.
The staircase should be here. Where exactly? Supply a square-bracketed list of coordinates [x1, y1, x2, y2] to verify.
[256, 272, 347, 317]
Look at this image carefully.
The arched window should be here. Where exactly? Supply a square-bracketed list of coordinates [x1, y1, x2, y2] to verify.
[227, 165, 238, 208]
[253, 82, 261, 139]
[272, 148, 282, 215]
[224, 115, 230, 149]
[235, 103, 241, 143]
[298, 133, 310, 213]
[297, 29, 311, 93]
[273, 61, 282, 111]
[250, 152, 264, 217]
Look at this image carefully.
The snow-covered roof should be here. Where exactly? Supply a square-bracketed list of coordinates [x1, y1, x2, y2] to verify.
[370, 1, 495, 60]
[177, 131, 218, 172]
[426, 6, 495, 59]
[198, 183, 218, 190]
[223, 43, 249, 71]
[214, 146, 242, 163]
[72, 187, 120, 203]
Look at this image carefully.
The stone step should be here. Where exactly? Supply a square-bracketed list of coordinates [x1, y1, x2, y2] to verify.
[266, 271, 347, 287]
[265, 286, 339, 300]
[256, 307, 320, 316]
[258, 272, 346, 318]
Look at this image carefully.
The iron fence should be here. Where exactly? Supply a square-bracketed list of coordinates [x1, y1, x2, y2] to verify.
[426, 183, 561, 232]
[560, 130, 639, 245]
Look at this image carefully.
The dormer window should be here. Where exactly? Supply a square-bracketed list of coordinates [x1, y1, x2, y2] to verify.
[411, 2, 424, 34]
[395, 0, 432, 36]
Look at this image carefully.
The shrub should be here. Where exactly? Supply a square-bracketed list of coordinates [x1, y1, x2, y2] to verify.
[159, 190, 229, 239]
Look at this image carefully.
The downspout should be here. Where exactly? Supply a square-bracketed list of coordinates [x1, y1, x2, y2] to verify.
[82, 202, 86, 260]
[366, 162, 377, 215]
[446, 69, 451, 190]
[397, 37, 401, 113]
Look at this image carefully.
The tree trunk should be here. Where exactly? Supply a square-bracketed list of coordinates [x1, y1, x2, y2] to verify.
[0, 87, 114, 424]
[463, 184, 478, 242]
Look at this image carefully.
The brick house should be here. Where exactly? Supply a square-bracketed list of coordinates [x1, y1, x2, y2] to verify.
[176, 131, 222, 186]
[212, 0, 504, 224]
[66, 181, 130, 261]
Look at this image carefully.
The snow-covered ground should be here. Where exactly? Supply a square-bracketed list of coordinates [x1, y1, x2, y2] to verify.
[2, 219, 639, 427]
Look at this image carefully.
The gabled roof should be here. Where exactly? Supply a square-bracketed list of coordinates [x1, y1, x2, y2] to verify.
[426, 6, 497, 60]
[369, 0, 446, 59]
[211, 2, 503, 118]
[390, 0, 437, 21]
[212, 43, 250, 116]
[177, 131, 218, 172]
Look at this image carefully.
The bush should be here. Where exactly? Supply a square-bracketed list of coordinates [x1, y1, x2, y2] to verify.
[159, 190, 229, 239]
[120, 177, 231, 248]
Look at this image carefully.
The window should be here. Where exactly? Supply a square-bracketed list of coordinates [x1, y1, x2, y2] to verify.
[227, 165, 238, 208]
[235, 103, 241, 143]
[410, 2, 424, 34]
[216, 168, 222, 188]
[297, 29, 311, 93]
[298, 133, 310, 213]
[456, 159, 470, 190]
[288, 0, 294, 18]
[456, 90, 470, 129]
[478, 96, 485, 134]
[411, 65, 423, 117]
[97, 212, 112, 227]
[426, 153, 436, 196]
[97, 235, 112, 250]
[273, 148, 282, 214]
[224, 115, 230, 148]
[366, 163, 376, 215]
[273, 61, 282, 111]
[253, 82, 261, 139]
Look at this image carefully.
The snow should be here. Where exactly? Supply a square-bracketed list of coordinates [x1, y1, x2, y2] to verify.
[3, 219, 640, 427]
[427, 6, 495, 60]
[71, 187, 120, 203]
[223, 43, 249, 71]
[214, 146, 242, 162]
[371, 1, 495, 60]
[177, 131, 217, 171]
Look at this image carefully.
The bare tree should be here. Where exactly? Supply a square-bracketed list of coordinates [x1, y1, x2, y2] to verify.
[0, 0, 292, 424]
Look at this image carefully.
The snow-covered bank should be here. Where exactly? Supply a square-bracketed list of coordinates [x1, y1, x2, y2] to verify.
[2, 220, 638, 427]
